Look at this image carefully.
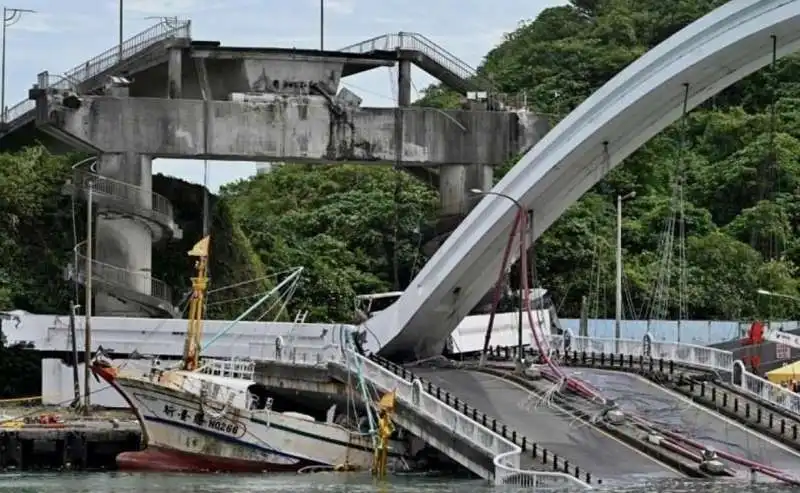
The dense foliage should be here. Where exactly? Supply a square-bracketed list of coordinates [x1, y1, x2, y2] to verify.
[413, 0, 800, 322]
[221, 165, 439, 322]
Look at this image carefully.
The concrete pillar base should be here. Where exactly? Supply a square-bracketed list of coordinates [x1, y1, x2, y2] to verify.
[438, 163, 493, 217]
[93, 153, 154, 317]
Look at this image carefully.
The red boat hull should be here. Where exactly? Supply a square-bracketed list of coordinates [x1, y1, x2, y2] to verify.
[117, 446, 318, 473]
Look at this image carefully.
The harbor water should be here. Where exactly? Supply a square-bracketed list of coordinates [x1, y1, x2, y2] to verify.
[0, 472, 793, 493]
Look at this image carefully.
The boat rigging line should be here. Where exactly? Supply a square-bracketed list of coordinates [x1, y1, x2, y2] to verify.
[201, 267, 303, 351]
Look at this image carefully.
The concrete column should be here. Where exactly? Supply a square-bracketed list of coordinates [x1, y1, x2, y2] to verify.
[94, 153, 154, 317]
[438, 163, 493, 217]
[167, 47, 183, 99]
[397, 60, 412, 107]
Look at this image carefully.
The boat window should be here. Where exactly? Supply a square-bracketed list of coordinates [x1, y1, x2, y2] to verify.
[246, 383, 271, 410]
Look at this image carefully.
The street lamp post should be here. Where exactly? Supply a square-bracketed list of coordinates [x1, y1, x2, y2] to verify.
[756, 289, 800, 304]
[615, 191, 636, 353]
[319, 0, 324, 51]
[1, 7, 35, 125]
[470, 188, 530, 368]
[118, 0, 124, 61]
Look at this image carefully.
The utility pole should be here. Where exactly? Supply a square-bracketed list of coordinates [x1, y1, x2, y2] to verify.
[69, 302, 81, 408]
[118, 0, 124, 61]
[579, 295, 588, 337]
[470, 189, 527, 368]
[83, 179, 94, 415]
[616, 191, 636, 353]
[1, 7, 35, 125]
[319, 0, 324, 50]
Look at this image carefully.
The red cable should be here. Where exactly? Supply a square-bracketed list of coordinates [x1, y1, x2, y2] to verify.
[480, 210, 523, 359]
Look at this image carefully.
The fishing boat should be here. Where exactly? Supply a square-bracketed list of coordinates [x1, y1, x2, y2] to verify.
[92, 236, 395, 473]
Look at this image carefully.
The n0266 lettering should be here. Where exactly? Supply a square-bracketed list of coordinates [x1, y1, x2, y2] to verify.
[208, 418, 239, 435]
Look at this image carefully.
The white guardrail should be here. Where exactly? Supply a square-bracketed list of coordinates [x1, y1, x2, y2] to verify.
[546, 331, 734, 373]
[239, 326, 800, 483]
[253, 325, 590, 489]
[545, 331, 800, 419]
[734, 360, 800, 416]
[339, 348, 589, 489]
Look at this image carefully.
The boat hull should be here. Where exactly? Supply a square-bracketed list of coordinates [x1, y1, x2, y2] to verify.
[116, 445, 319, 473]
[94, 365, 377, 473]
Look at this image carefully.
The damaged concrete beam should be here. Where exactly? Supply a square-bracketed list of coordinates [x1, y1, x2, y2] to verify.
[47, 96, 541, 166]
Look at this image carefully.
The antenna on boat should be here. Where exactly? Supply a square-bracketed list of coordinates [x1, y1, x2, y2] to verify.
[182, 235, 211, 371]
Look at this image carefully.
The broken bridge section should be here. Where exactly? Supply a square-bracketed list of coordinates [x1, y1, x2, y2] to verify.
[41, 96, 534, 167]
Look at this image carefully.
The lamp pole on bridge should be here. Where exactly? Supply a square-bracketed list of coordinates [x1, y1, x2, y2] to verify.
[319, 0, 325, 51]
[615, 191, 636, 353]
[756, 289, 800, 304]
[470, 189, 532, 369]
[1, 7, 35, 126]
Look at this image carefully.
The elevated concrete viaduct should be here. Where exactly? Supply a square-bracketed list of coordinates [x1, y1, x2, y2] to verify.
[0, 20, 544, 319]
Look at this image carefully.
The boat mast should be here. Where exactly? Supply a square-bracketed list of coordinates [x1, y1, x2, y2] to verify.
[182, 236, 211, 371]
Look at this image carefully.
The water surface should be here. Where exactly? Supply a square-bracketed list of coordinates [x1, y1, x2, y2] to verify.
[0, 472, 792, 493]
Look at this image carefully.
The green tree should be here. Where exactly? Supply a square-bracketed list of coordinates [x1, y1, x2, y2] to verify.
[221, 165, 439, 322]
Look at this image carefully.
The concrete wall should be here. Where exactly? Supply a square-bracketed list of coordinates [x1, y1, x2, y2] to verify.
[53, 97, 526, 166]
[129, 51, 347, 101]
[41, 359, 144, 408]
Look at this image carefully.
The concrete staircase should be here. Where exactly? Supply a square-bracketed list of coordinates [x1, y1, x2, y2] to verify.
[0, 19, 191, 135]
[339, 32, 495, 94]
[63, 165, 181, 318]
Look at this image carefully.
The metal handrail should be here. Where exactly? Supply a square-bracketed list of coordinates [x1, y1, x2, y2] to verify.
[200, 358, 256, 380]
[71, 170, 174, 224]
[738, 365, 800, 416]
[346, 349, 591, 489]
[339, 32, 494, 90]
[72, 242, 173, 306]
[3, 19, 191, 125]
[546, 333, 734, 373]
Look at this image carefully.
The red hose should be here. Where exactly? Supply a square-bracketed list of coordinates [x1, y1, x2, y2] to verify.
[480, 211, 523, 360]
[658, 428, 799, 483]
[517, 211, 600, 401]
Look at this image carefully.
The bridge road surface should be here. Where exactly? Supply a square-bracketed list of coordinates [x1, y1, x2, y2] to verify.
[412, 368, 679, 482]
[564, 368, 800, 476]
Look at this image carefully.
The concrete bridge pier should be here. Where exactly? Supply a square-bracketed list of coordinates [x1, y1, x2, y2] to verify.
[439, 164, 493, 217]
[93, 152, 154, 317]
[167, 45, 183, 99]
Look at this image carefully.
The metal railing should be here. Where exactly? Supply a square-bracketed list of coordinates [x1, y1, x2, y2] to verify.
[71, 242, 173, 307]
[339, 32, 494, 90]
[2, 19, 191, 126]
[248, 341, 341, 366]
[251, 334, 590, 487]
[737, 365, 800, 415]
[546, 332, 734, 373]
[200, 358, 256, 381]
[70, 170, 175, 231]
[346, 349, 591, 489]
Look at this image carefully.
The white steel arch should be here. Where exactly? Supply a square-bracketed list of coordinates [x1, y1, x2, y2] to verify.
[366, 0, 800, 358]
